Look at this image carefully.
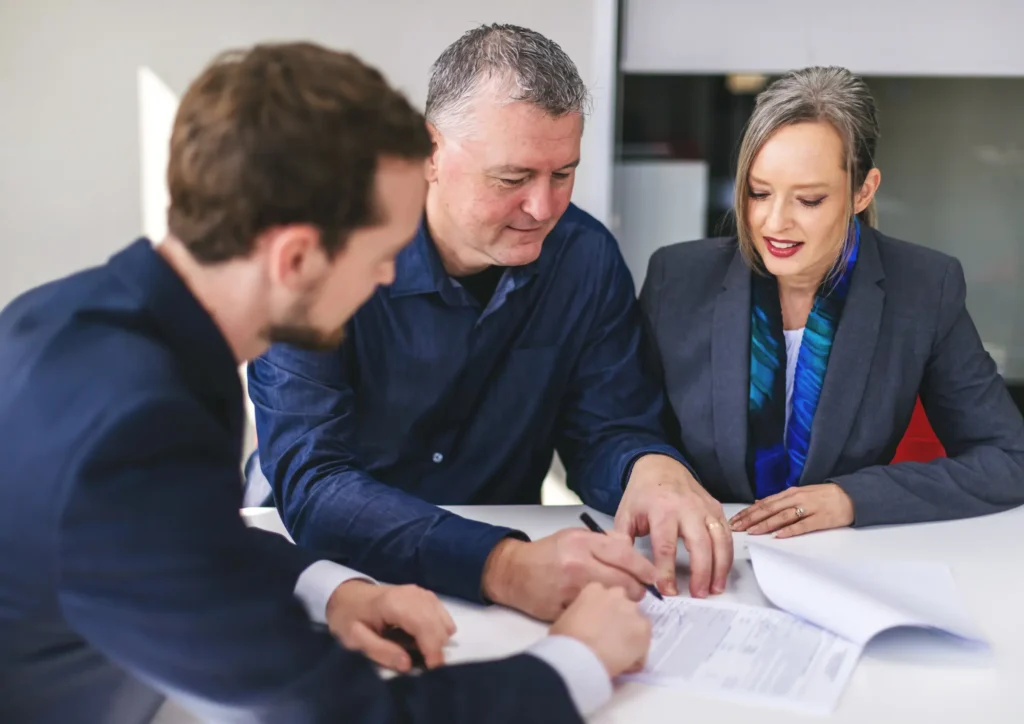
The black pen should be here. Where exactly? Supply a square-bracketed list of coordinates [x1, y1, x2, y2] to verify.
[579, 512, 664, 601]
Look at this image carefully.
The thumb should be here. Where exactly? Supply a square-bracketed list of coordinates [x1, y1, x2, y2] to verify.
[345, 621, 412, 673]
[613, 508, 638, 539]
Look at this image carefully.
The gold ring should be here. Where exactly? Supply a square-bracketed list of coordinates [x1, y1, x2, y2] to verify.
[795, 506, 806, 518]
[706, 518, 725, 531]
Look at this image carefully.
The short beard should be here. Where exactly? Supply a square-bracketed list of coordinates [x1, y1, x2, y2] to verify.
[262, 288, 346, 352]
[264, 323, 346, 351]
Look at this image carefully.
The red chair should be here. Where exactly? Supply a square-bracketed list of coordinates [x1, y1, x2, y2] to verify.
[891, 397, 946, 463]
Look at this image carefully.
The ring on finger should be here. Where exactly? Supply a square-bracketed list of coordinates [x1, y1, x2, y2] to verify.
[794, 506, 806, 518]
[706, 517, 727, 531]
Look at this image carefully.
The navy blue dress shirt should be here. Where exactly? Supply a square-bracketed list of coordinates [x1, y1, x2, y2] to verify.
[248, 204, 687, 602]
[0, 239, 584, 724]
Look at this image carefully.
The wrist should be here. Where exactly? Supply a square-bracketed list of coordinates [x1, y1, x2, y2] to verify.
[326, 578, 376, 621]
[629, 453, 694, 491]
[481, 537, 527, 606]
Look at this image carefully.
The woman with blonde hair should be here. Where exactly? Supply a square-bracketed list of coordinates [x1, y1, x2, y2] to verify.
[643, 66, 1024, 538]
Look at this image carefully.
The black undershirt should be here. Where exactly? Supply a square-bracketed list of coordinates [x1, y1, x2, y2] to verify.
[456, 265, 506, 307]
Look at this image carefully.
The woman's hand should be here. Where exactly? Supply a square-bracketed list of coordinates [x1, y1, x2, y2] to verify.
[729, 483, 854, 538]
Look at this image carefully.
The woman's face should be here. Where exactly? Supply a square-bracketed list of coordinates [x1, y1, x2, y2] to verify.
[746, 121, 877, 285]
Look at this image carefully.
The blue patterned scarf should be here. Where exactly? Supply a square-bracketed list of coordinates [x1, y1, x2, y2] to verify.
[748, 221, 861, 498]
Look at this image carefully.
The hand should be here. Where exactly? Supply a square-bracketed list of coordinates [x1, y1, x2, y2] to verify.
[481, 529, 658, 622]
[325, 580, 456, 673]
[550, 582, 652, 677]
[729, 483, 855, 538]
[614, 454, 733, 598]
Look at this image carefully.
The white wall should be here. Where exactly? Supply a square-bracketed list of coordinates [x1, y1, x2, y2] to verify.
[0, 0, 616, 306]
[622, 0, 1024, 76]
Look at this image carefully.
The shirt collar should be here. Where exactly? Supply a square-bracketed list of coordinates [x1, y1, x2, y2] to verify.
[107, 238, 242, 408]
[389, 216, 541, 300]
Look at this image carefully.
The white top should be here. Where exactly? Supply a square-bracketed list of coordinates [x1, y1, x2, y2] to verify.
[784, 327, 805, 434]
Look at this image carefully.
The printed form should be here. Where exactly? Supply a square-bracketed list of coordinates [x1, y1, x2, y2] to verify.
[626, 595, 860, 714]
[623, 540, 988, 714]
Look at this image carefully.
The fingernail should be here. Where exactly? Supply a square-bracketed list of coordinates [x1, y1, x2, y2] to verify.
[393, 655, 408, 670]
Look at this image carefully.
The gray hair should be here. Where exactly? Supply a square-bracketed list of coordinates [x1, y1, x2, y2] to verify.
[425, 23, 590, 136]
[734, 66, 880, 274]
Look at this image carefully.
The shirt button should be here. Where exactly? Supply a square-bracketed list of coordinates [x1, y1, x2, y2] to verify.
[431, 452, 444, 463]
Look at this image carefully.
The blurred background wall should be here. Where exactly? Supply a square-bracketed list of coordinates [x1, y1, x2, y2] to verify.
[3, 0, 1022, 503]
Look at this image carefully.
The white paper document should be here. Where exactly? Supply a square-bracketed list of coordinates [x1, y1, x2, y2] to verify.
[746, 541, 988, 646]
[625, 596, 861, 715]
[624, 541, 987, 714]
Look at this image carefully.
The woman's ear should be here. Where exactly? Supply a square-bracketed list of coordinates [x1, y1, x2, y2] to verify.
[854, 167, 882, 214]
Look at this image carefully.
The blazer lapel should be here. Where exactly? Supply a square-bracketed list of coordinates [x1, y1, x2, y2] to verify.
[712, 250, 754, 497]
[800, 227, 886, 484]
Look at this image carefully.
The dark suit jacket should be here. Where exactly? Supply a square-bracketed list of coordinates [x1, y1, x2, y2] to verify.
[0, 239, 581, 724]
[641, 227, 1024, 526]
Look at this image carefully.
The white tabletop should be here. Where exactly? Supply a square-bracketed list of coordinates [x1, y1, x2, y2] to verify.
[158, 504, 1024, 723]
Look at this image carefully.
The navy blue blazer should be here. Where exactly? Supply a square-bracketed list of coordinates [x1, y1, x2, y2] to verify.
[641, 228, 1024, 525]
[0, 240, 582, 724]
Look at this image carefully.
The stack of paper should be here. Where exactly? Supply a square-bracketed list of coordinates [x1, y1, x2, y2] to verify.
[623, 541, 988, 714]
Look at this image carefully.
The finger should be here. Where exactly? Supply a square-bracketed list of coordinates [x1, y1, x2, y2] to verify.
[436, 599, 458, 637]
[612, 508, 640, 539]
[625, 654, 647, 674]
[705, 517, 734, 595]
[647, 512, 681, 596]
[584, 564, 648, 601]
[728, 505, 754, 528]
[678, 510, 713, 598]
[773, 513, 828, 539]
[731, 487, 802, 526]
[730, 502, 775, 530]
[592, 534, 658, 584]
[402, 608, 452, 669]
[346, 621, 411, 672]
[747, 505, 805, 536]
[383, 589, 454, 669]
[733, 493, 801, 531]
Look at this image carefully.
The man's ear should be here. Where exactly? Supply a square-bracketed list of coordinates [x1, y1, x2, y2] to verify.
[263, 224, 327, 291]
[425, 121, 443, 184]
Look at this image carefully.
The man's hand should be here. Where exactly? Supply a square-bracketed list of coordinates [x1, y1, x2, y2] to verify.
[615, 454, 733, 598]
[729, 483, 855, 538]
[550, 582, 652, 677]
[325, 580, 456, 673]
[481, 529, 658, 622]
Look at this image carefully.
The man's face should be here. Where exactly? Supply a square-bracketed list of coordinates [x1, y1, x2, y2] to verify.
[426, 91, 582, 273]
[266, 156, 427, 350]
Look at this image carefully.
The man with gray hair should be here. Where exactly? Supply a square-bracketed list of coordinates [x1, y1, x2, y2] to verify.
[248, 24, 733, 621]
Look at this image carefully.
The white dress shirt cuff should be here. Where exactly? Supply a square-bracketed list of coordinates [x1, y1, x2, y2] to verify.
[294, 560, 375, 625]
[527, 635, 613, 717]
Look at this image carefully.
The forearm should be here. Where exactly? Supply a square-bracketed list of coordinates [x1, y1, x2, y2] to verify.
[835, 447, 1024, 527]
[566, 435, 694, 514]
[288, 470, 525, 602]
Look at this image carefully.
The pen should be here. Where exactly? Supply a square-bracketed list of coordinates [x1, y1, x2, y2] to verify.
[579, 512, 664, 601]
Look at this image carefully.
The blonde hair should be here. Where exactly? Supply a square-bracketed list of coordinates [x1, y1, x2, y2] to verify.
[733, 66, 879, 275]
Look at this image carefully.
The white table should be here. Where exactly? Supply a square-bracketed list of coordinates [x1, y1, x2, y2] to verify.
[158, 504, 1024, 723]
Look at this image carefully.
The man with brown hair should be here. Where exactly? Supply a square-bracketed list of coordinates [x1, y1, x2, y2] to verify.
[0, 42, 650, 724]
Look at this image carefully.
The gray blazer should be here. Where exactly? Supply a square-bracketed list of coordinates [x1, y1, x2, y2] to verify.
[641, 226, 1024, 526]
